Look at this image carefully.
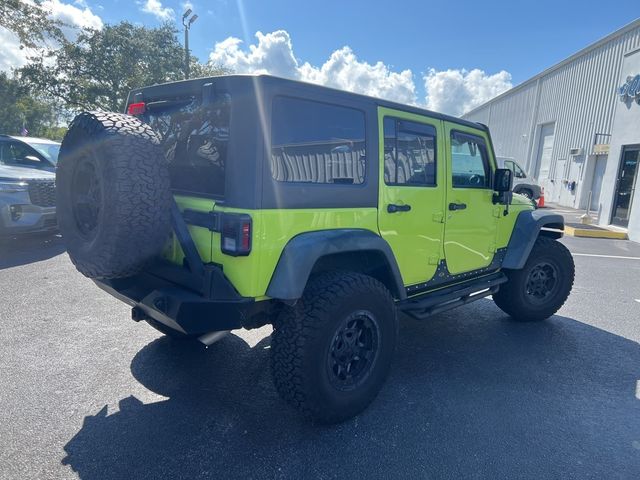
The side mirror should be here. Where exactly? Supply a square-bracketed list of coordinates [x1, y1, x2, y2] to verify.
[493, 168, 513, 192]
[493, 168, 513, 206]
[23, 155, 41, 164]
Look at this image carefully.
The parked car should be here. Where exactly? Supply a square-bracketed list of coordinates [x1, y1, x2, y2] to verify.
[0, 135, 60, 172]
[55, 75, 574, 424]
[497, 156, 541, 199]
[0, 163, 57, 237]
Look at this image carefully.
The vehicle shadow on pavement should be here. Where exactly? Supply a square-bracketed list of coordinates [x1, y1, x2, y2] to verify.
[0, 234, 65, 269]
[61, 301, 640, 479]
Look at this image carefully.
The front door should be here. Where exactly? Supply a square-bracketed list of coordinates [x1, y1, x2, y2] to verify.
[443, 124, 498, 274]
[611, 146, 639, 227]
[377, 107, 446, 288]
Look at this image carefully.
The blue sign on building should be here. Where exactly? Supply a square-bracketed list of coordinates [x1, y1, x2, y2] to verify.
[618, 74, 640, 104]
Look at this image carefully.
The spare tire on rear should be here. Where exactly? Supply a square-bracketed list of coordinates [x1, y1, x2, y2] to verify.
[56, 111, 172, 280]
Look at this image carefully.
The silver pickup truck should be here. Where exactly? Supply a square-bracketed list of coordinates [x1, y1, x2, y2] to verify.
[497, 156, 542, 200]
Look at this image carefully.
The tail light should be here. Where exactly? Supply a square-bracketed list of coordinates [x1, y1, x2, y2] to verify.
[127, 102, 146, 116]
[221, 213, 252, 256]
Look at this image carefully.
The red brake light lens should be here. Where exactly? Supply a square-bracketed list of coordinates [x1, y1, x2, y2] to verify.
[221, 213, 252, 256]
[127, 102, 146, 116]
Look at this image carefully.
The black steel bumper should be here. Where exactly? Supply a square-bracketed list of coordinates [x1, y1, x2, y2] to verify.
[94, 261, 269, 335]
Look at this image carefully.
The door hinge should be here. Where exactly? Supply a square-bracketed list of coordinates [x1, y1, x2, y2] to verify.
[432, 212, 444, 223]
[428, 255, 440, 265]
[182, 209, 222, 232]
[493, 206, 503, 218]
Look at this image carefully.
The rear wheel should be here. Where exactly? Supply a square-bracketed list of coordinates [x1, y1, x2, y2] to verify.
[271, 272, 398, 424]
[493, 236, 574, 321]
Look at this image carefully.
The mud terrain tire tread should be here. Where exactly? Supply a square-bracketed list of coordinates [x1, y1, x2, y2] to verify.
[493, 236, 574, 322]
[271, 271, 397, 424]
[56, 111, 171, 279]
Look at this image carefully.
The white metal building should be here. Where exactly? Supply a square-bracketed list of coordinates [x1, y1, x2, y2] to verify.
[463, 19, 640, 241]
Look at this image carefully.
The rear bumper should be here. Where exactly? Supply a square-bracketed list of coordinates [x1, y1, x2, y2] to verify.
[94, 261, 270, 335]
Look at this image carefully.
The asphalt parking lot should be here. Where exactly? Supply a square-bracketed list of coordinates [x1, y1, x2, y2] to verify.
[1, 231, 639, 479]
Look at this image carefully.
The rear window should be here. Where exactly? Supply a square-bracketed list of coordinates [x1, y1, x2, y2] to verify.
[270, 96, 366, 185]
[142, 93, 231, 197]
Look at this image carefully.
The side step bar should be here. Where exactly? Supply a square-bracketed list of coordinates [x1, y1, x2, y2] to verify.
[399, 272, 507, 320]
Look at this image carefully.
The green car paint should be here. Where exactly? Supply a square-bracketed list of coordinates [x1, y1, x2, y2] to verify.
[442, 121, 500, 274]
[165, 111, 533, 301]
[166, 203, 379, 298]
[377, 106, 446, 287]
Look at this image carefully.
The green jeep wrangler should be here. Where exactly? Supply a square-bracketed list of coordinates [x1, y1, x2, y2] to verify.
[56, 75, 574, 424]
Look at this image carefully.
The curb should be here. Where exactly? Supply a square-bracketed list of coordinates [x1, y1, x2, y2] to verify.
[564, 224, 628, 239]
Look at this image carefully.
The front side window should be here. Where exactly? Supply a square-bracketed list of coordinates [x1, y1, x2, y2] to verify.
[0, 141, 45, 168]
[513, 162, 526, 178]
[451, 132, 491, 188]
[384, 117, 437, 186]
[271, 97, 366, 184]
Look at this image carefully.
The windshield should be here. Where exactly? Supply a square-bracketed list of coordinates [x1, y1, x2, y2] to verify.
[24, 141, 61, 165]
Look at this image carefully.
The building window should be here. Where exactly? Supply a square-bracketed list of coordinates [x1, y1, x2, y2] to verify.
[383, 117, 437, 186]
[450, 131, 491, 188]
[270, 97, 366, 184]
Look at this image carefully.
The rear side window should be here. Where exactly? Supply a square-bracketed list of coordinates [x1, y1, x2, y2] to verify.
[143, 93, 231, 197]
[270, 97, 366, 184]
[383, 117, 436, 186]
[450, 131, 491, 189]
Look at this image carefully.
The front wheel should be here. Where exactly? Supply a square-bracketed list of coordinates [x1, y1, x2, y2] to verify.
[493, 236, 574, 322]
[271, 272, 398, 424]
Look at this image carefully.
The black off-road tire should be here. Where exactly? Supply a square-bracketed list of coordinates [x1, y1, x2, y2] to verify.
[271, 272, 398, 424]
[56, 111, 172, 279]
[493, 236, 574, 322]
[519, 189, 533, 199]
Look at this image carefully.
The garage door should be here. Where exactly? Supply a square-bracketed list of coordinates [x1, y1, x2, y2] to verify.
[535, 123, 555, 179]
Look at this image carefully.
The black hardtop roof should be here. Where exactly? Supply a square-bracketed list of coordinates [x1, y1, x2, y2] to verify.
[129, 74, 486, 132]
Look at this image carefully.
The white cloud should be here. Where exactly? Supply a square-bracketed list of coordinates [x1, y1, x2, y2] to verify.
[210, 30, 416, 105]
[0, 0, 103, 72]
[140, 0, 174, 21]
[44, 0, 103, 34]
[424, 68, 512, 116]
[210, 30, 511, 116]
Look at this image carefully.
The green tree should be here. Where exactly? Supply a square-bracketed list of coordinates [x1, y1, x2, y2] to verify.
[0, 72, 60, 137]
[0, 0, 65, 49]
[19, 21, 229, 113]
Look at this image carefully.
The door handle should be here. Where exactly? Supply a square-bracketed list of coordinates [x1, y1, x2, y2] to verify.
[448, 202, 467, 211]
[387, 203, 412, 213]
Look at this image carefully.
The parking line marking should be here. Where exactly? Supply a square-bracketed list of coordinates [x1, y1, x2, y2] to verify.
[636, 380, 640, 400]
[571, 253, 640, 260]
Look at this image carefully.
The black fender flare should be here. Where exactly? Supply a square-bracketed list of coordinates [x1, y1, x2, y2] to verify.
[502, 210, 565, 270]
[266, 229, 406, 301]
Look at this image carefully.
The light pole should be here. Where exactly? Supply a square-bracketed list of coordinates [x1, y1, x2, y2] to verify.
[182, 9, 198, 79]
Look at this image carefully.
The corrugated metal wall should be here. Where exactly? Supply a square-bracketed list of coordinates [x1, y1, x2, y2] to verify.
[463, 21, 640, 207]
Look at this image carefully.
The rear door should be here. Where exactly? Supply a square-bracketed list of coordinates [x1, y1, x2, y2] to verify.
[443, 123, 498, 274]
[377, 107, 446, 288]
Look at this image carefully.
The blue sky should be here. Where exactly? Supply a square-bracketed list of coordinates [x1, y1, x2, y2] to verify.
[110, 0, 639, 82]
[2, 0, 639, 115]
